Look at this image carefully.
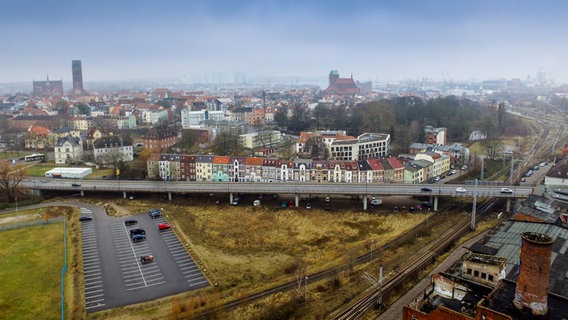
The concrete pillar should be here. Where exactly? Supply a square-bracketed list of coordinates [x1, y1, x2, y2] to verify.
[123, 191, 127, 199]
[363, 196, 367, 210]
[506, 198, 511, 212]
[168, 192, 172, 201]
[80, 190, 84, 197]
[295, 194, 299, 207]
[433, 196, 438, 212]
[230, 193, 233, 204]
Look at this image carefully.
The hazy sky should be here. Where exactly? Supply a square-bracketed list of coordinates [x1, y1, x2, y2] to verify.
[1, 0, 567, 84]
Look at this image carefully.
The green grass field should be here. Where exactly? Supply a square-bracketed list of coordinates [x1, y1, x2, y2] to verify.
[0, 222, 64, 320]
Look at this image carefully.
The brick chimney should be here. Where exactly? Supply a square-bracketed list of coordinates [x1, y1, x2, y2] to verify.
[513, 232, 553, 315]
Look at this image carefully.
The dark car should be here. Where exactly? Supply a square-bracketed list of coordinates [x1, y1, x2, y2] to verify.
[71, 183, 81, 187]
[124, 219, 137, 226]
[325, 203, 331, 211]
[148, 209, 162, 218]
[79, 216, 93, 221]
[129, 228, 146, 237]
[140, 255, 154, 264]
[421, 187, 432, 192]
[132, 234, 146, 243]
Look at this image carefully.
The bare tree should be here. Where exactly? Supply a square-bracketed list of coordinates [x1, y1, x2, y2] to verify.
[0, 160, 25, 202]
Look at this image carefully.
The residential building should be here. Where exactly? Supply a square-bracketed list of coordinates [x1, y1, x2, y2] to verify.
[330, 133, 390, 161]
[239, 130, 282, 149]
[92, 136, 133, 165]
[54, 135, 84, 164]
[143, 127, 179, 151]
[424, 125, 447, 145]
[181, 109, 225, 128]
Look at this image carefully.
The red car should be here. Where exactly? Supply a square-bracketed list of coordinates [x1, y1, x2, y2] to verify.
[158, 223, 171, 230]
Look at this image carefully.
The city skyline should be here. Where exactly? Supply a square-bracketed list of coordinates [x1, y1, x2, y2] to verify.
[1, 0, 567, 85]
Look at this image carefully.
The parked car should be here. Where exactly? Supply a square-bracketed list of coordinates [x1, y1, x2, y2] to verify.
[421, 187, 432, 192]
[370, 197, 383, 206]
[124, 219, 137, 226]
[232, 197, 240, 206]
[253, 199, 261, 206]
[129, 228, 146, 237]
[158, 223, 171, 230]
[79, 216, 93, 221]
[305, 203, 312, 210]
[500, 188, 513, 194]
[324, 202, 331, 210]
[281, 200, 288, 209]
[71, 183, 81, 187]
[325, 197, 331, 203]
[132, 234, 146, 243]
[456, 187, 467, 193]
[140, 255, 154, 264]
[148, 209, 162, 218]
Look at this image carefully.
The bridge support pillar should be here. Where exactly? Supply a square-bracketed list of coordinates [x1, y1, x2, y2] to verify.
[229, 193, 233, 204]
[506, 198, 511, 212]
[295, 194, 299, 208]
[123, 191, 127, 199]
[80, 190, 84, 197]
[363, 195, 367, 211]
[168, 192, 172, 201]
[433, 196, 438, 212]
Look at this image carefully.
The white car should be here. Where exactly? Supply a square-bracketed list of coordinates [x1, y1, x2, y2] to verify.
[456, 187, 467, 193]
[500, 188, 513, 194]
[370, 197, 383, 206]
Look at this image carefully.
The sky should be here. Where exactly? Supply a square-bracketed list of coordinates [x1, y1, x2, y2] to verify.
[1, 0, 568, 85]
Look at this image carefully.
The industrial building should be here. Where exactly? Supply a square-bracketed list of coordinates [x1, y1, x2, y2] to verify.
[44, 167, 92, 179]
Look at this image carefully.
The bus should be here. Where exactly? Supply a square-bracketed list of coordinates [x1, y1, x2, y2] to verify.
[24, 153, 46, 162]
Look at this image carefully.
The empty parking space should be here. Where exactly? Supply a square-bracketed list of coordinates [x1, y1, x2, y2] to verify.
[150, 216, 209, 288]
[80, 208, 107, 312]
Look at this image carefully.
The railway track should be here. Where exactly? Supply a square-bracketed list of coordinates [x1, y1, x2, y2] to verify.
[329, 200, 497, 320]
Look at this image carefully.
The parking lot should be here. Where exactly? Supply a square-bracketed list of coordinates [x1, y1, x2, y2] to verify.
[79, 205, 209, 313]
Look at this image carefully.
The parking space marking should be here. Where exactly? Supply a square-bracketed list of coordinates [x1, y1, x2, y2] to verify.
[80, 210, 107, 312]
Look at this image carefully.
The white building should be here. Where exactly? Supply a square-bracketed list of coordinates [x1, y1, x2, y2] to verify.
[239, 130, 282, 149]
[142, 109, 169, 125]
[181, 109, 225, 129]
[54, 135, 84, 164]
[330, 133, 390, 161]
[92, 136, 134, 165]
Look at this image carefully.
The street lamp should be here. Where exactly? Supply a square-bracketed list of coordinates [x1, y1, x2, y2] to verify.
[15, 197, 18, 211]
[304, 276, 308, 303]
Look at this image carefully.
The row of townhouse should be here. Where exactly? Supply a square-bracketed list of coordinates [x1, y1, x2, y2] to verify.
[147, 152, 451, 184]
[147, 154, 410, 183]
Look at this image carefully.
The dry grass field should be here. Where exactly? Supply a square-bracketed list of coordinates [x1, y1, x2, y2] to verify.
[83, 194, 455, 319]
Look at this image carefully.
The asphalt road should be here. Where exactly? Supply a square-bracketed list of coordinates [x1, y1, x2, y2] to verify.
[77, 203, 209, 312]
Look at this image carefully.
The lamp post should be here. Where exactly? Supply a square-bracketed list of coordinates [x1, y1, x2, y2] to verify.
[15, 197, 18, 211]
[304, 276, 308, 303]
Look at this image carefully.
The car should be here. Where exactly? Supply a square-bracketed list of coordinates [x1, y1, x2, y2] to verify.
[324, 203, 331, 211]
[288, 200, 295, 208]
[253, 199, 261, 206]
[500, 188, 513, 194]
[456, 187, 467, 193]
[79, 216, 93, 221]
[129, 228, 146, 237]
[124, 219, 138, 226]
[325, 197, 331, 203]
[370, 197, 383, 206]
[428, 179, 435, 184]
[272, 194, 279, 200]
[434, 176, 441, 182]
[421, 187, 432, 192]
[461, 165, 468, 170]
[158, 223, 171, 230]
[392, 206, 399, 212]
[450, 169, 457, 174]
[446, 171, 453, 176]
[540, 161, 547, 167]
[305, 203, 311, 209]
[132, 234, 146, 243]
[140, 255, 154, 264]
[148, 209, 162, 218]
[71, 183, 81, 187]
[281, 200, 288, 209]
[232, 197, 240, 206]
[521, 177, 526, 182]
